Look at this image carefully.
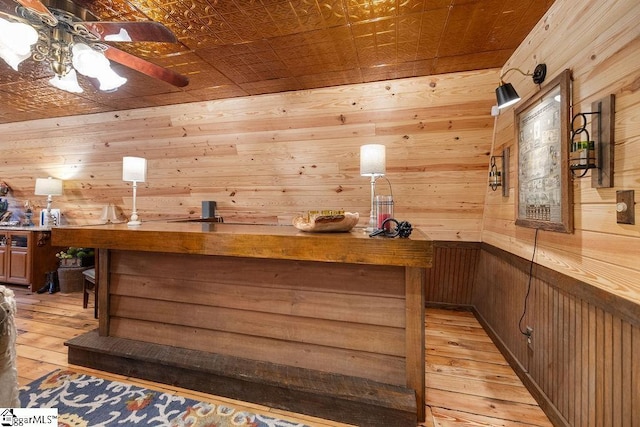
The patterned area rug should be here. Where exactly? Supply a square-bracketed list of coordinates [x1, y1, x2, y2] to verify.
[20, 369, 311, 427]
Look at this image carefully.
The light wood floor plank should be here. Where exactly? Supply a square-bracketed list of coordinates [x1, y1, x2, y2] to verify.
[9, 286, 551, 426]
[429, 406, 548, 427]
[426, 372, 538, 405]
[427, 354, 524, 386]
[426, 336, 510, 365]
[426, 389, 551, 425]
[425, 323, 494, 343]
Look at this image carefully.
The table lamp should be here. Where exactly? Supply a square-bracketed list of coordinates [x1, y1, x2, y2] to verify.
[122, 156, 147, 226]
[34, 177, 63, 226]
[360, 144, 386, 232]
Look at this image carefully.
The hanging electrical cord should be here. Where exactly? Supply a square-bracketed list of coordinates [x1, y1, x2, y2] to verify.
[518, 228, 539, 336]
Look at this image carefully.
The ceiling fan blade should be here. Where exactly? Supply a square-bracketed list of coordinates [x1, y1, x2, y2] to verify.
[14, 0, 57, 25]
[81, 21, 178, 43]
[103, 45, 189, 88]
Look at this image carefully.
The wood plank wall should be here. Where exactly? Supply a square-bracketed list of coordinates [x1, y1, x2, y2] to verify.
[473, 244, 640, 427]
[483, 0, 640, 305]
[0, 70, 497, 242]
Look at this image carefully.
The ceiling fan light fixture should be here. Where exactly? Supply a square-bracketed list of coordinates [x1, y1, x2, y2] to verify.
[12, 23, 39, 55]
[2, 0, 188, 94]
[49, 68, 83, 93]
[72, 43, 110, 78]
[96, 67, 127, 91]
[71, 43, 126, 91]
[0, 47, 32, 71]
[0, 19, 38, 55]
[0, 18, 39, 70]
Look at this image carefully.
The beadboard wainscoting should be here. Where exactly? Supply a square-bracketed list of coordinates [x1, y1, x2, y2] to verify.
[473, 244, 640, 427]
[425, 241, 480, 307]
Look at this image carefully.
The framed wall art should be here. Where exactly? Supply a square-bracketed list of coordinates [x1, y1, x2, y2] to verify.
[515, 69, 573, 233]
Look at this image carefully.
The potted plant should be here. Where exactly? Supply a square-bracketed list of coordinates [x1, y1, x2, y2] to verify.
[56, 247, 95, 268]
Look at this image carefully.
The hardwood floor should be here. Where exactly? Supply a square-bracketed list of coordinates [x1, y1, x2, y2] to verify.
[11, 285, 552, 426]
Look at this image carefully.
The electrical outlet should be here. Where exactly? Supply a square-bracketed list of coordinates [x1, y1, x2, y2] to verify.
[526, 326, 534, 350]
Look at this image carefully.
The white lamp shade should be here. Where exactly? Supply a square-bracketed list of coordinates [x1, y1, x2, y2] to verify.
[123, 156, 147, 182]
[360, 144, 386, 176]
[34, 177, 63, 196]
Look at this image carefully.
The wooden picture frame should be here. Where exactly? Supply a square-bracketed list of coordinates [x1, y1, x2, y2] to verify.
[515, 69, 573, 233]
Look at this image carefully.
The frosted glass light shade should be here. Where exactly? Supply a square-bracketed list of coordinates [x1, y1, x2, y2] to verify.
[49, 69, 83, 93]
[0, 18, 38, 71]
[34, 177, 63, 196]
[96, 67, 127, 91]
[72, 43, 110, 78]
[0, 47, 31, 71]
[360, 144, 386, 176]
[72, 43, 127, 91]
[0, 18, 38, 55]
[123, 156, 147, 182]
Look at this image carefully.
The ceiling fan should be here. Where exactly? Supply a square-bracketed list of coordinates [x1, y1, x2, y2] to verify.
[0, 0, 188, 93]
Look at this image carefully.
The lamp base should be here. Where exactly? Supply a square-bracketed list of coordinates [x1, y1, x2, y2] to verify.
[365, 213, 376, 233]
[127, 220, 142, 227]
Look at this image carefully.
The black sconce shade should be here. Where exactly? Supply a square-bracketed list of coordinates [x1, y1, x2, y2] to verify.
[496, 83, 521, 109]
[495, 63, 547, 109]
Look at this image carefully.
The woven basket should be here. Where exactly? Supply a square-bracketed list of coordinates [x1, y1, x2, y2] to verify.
[57, 266, 90, 293]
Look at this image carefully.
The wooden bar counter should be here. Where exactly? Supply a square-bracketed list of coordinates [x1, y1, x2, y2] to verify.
[54, 222, 433, 426]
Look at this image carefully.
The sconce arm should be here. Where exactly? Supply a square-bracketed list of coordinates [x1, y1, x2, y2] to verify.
[499, 64, 547, 85]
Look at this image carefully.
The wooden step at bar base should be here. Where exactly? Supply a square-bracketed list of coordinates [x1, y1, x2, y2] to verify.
[66, 331, 417, 427]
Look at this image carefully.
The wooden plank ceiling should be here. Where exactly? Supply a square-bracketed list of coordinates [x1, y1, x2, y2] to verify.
[0, 0, 554, 124]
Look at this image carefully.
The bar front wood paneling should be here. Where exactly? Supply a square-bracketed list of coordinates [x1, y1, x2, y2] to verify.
[55, 222, 433, 426]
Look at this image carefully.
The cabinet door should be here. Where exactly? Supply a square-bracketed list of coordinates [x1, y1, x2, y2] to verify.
[8, 233, 30, 284]
[0, 234, 7, 281]
[8, 249, 29, 283]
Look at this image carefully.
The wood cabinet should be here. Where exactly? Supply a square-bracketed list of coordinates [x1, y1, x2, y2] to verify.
[0, 229, 61, 291]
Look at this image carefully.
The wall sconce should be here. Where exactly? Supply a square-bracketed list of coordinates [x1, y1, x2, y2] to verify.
[122, 156, 147, 226]
[34, 177, 63, 226]
[569, 95, 615, 188]
[495, 64, 547, 109]
[489, 147, 509, 197]
[360, 144, 386, 232]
